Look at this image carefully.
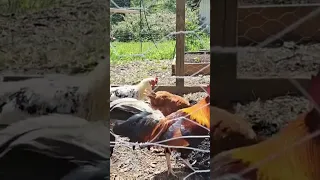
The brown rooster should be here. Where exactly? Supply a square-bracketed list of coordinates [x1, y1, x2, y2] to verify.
[144, 89, 193, 116]
[211, 72, 320, 180]
[113, 85, 210, 177]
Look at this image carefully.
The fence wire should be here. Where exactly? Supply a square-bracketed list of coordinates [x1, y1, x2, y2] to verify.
[211, 2, 320, 180]
[110, 0, 210, 179]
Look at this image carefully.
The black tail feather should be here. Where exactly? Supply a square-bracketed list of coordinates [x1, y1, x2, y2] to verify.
[112, 111, 159, 144]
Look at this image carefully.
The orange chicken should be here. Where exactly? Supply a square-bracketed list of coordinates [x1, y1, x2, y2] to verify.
[144, 90, 192, 116]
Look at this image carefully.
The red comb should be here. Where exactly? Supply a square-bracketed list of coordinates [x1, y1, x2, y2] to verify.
[308, 74, 320, 105]
[155, 77, 158, 83]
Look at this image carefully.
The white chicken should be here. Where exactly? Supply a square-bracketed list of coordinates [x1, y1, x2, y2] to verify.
[110, 77, 158, 102]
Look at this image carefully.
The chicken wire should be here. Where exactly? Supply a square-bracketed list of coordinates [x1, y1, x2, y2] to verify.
[110, 0, 210, 179]
[210, 1, 320, 180]
[235, 3, 320, 78]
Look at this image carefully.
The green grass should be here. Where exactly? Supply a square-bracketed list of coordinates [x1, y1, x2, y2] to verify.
[110, 36, 210, 64]
[111, 41, 175, 64]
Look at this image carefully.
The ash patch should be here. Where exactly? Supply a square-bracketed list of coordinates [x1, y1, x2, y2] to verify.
[187, 138, 210, 180]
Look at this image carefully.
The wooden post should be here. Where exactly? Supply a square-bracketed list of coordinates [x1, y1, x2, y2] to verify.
[176, 0, 185, 88]
[210, 0, 238, 108]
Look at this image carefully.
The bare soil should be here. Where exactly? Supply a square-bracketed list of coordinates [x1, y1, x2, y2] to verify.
[0, 0, 107, 76]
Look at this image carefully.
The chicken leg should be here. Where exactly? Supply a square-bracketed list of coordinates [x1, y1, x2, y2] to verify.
[165, 149, 178, 178]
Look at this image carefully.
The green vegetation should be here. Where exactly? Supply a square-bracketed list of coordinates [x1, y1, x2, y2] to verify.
[111, 41, 175, 64]
[111, 0, 210, 64]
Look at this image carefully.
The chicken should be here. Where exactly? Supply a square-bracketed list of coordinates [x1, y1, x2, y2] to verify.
[0, 114, 109, 180]
[110, 77, 158, 102]
[144, 90, 192, 116]
[211, 72, 320, 180]
[113, 85, 210, 177]
[0, 60, 109, 124]
[210, 106, 261, 157]
[110, 97, 164, 121]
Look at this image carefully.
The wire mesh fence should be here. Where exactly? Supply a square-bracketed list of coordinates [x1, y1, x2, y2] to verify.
[210, 1, 320, 180]
[110, 0, 210, 179]
[236, 3, 320, 78]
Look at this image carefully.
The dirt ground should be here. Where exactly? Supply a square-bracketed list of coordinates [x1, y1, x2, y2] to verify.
[0, 0, 107, 76]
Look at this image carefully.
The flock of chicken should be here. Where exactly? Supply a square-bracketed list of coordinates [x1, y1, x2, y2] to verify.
[111, 70, 320, 180]
[110, 77, 210, 177]
[0, 58, 320, 180]
[109, 76, 261, 178]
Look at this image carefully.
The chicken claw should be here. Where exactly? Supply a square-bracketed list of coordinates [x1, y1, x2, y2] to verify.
[165, 151, 178, 178]
[167, 168, 177, 178]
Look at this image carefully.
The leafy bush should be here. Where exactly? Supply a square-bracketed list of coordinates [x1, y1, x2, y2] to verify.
[111, 6, 210, 51]
[111, 11, 176, 42]
[185, 8, 209, 51]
